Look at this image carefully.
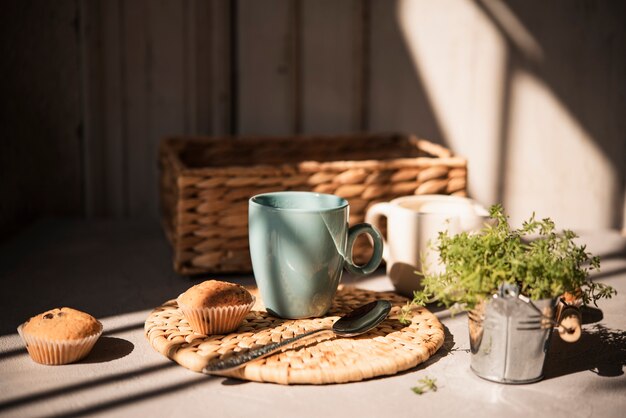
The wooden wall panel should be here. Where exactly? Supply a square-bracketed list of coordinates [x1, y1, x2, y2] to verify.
[99, 0, 130, 218]
[498, 0, 626, 230]
[80, 0, 106, 218]
[367, 0, 444, 142]
[0, 0, 84, 238]
[207, 0, 232, 135]
[123, 0, 152, 218]
[184, 0, 231, 135]
[301, 0, 363, 133]
[80, 0, 232, 220]
[237, 0, 294, 135]
[83, 0, 129, 218]
[132, 0, 187, 218]
[3, 0, 625, 234]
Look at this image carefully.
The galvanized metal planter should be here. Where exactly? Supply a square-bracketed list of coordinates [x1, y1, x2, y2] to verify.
[468, 284, 556, 384]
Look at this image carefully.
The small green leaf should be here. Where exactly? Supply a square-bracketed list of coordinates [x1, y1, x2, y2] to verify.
[411, 386, 424, 395]
[411, 376, 438, 395]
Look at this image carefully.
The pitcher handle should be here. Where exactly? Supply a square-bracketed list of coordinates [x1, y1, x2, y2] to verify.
[364, 202, 392, 261]
[344, 224, 383, 275]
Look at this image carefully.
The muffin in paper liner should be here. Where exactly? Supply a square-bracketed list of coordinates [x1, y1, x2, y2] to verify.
[17, 322, 103, 365]
[177, 296, 256, 335]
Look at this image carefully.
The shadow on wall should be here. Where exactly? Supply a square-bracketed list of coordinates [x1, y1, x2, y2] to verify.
[386, 0, 625, 229]
[476, 0, 626, 228]
[366, 0, 446, 145]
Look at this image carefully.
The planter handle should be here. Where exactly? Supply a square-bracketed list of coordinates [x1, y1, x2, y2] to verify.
[504, 286, 581, 343]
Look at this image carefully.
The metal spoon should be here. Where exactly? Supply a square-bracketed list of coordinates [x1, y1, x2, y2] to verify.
[202, 300, 392, 374]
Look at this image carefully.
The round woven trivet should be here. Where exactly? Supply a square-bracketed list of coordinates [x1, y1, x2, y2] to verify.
[145, 286, 444, 385]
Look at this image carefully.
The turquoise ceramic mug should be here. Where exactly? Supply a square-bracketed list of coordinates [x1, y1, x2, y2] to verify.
[249, 191, 383, 319]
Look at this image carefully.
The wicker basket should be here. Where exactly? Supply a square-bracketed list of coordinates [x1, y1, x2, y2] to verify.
[159, 134, 467, 275]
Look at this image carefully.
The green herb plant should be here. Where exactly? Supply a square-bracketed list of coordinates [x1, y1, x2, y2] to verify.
[401, 204, 615, 319]
[411, 376, 438, 395]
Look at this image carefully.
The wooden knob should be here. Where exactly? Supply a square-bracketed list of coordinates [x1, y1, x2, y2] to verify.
[558, 307, 582, 343]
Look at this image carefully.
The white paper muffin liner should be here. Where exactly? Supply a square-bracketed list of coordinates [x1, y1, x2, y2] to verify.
[177, 296, 256, 335]
[17, 322, 103, 365]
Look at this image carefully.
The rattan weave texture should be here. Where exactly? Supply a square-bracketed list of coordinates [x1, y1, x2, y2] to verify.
[160, 134, 467, 274]
[145, 286, 445, 384]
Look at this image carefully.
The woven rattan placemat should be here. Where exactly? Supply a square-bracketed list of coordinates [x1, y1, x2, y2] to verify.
[145, 286, 444, 385]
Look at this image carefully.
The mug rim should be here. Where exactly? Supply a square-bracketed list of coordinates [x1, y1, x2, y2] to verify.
[249, 191, 349, 213]
[389, 194, 489, 216]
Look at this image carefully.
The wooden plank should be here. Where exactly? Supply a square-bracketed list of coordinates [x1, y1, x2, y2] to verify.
[355, 0, 369, 131]
[82, 0, 231, 219]
[121, 0, 187, 219]
[122, 0, 151, 218]
[0, 1, 85, 236]
[301, 0, 361, 134]
[185, 0, 199, 135]
[147, 0, 187, 140]
[147, 0, 187, 218]
[208, 0, 232, 135]
[497, 0, 626, 230]
[79, 0, 104, 217]
[184, 0, 231, 136]
[237, 0, 294, 135]
[98, 0, 128, 217]
[367, 0, 444, 141]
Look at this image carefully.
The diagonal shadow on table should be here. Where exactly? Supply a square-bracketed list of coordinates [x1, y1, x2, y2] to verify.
[0, 362, 178, 413]
[589, 266, 626, 283]
[0, 346, 27, 360]
[543, 324, 626, 380]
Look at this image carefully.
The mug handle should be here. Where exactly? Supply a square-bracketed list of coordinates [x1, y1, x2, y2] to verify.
[344, 223, 384, 276]
[364, 202, 392, 261]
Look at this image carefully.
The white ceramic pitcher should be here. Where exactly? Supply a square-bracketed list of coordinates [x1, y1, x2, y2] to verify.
[365, 194, 489, 297]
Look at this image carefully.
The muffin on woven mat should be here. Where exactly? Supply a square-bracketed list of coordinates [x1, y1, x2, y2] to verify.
[18, 307, 103, 365]
[177, 280, 255, 335]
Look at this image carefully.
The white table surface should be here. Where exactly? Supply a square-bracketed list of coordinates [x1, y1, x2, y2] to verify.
[1, 220, 625, 418]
